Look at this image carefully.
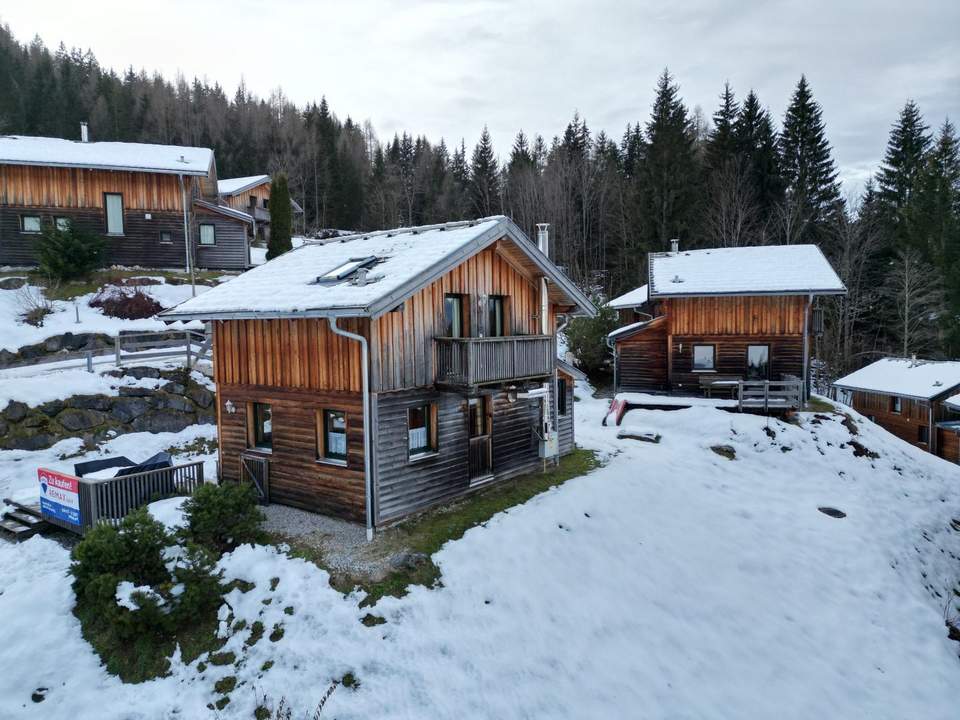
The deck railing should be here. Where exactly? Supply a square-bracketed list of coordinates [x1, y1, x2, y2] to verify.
[86, 461, 205, 529]
[737, 380, 803, 411]
[435, 335, 554, 387]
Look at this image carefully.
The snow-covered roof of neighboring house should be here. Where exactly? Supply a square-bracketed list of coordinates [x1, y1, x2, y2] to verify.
[609, 285, 649, 309]
[648, 245, 846, 298]
[217, 175, 270, 196]
[944, 394, 960, 412]
[833, 358, 960, 400]
[557, 358, 588, 381]
[607, 315, 666, 341]
[160, 216, 596, 321]
[193, 199, 254, 224]
[0, 135, 213, 176]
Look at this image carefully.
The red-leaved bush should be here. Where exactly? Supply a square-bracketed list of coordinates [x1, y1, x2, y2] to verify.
[89, 286, 164, 319]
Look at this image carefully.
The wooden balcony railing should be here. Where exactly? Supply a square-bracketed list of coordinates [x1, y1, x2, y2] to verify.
[435, 335, 554, 387]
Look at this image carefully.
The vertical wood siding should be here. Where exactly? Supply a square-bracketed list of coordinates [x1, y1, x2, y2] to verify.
[213, 318, 367, 392]
[222, 180, 271, 213]
[0, 165, 186, 210]
[370, 244, 543, 392]
[615, 319, 669, 393]
[667, 296, 807, 336]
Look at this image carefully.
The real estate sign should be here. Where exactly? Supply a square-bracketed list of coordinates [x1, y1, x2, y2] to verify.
[38, 468, 81, 527]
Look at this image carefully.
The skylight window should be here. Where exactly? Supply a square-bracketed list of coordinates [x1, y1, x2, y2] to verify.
[317, 256, 379, 283]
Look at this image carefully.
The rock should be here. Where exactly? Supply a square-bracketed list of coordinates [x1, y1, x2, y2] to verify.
[154, 393, 194, 413]
[188, 386, 214, 408]
[122, 366, 161, 380]
[389, 551, 430, 572]
[197, 411, 217, 425]
[57, 408, 108, 431]
[2, 401, 29, 422]
[4, 433, 56, 451]
[43, 336, 64, 353]
[131, 411, 194, 434]
[110, 397, 151, 422]
[162, 381, 187, 396]
[39, 400, 65, 417]
[0, 418, 7, 436]
[0, 349, 16, 368]
[0, 276, 27, 290]
[119, 386, 155, 397]
[710, 445, 736, 460]
[21, 412, 49, 429]
[818, 506, 846, 519]
[68, 395, 113, 411]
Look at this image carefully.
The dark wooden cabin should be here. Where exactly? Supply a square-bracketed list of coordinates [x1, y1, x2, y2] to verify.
[608, 243, 846, 398]
[161, 217, 595, 535]
[833, 358, 960, 463]
[218, 175, 305, 244]
[0, 131, 253, 270]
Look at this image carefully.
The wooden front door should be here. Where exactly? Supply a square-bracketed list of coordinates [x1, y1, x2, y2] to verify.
[468, 397, 492, 482]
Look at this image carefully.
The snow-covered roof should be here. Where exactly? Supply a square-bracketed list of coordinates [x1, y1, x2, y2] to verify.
[944, 394, 960, 412]
[833, 358, 960, 400]
[648, 245, 845, 298]
[218, 175, 270, 196]
[0, 135, 213, 176]
[193, 199, 254, 224]
[160, 216, 595, 321]
[607, 315, 666, 341]
[609, 285, 649, 309]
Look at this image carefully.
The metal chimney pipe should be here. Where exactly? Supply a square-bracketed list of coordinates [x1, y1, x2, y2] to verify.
[536, 223, 550, 257]
[80, 122, 89, 143]
[670, 238, 679, 254]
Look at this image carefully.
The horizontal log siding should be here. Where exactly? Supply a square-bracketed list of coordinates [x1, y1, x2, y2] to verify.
[938, 428, 960, 463]
[370, 244, 544, 392]
[0, 205, 188, 267]
[218, 384, 365, 521]
[193, 207, 249, 269]
[556, 370, 575, 455]
[374, 388, 469, 523]
[667, 296, 807, 336]
[616, 319, 669, 393]
[491, 392, 542, 477]
[670, 335, 804, 393]
[848, 390, 932, 450]
[213, 318, 367, 392]
[0, 165, 188, 210]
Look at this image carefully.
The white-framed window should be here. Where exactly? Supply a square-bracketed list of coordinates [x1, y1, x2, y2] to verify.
[20, 215, 41, 234]
[408, 404, 436, 457]
[693, 344, 715, 371]
[104, 193, 124, 235]
[318, 409, 347, 462]
[199, 223, 216, 246]
[55, 217, 70, 232]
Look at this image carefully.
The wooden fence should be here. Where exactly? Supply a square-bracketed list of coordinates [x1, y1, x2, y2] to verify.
[738, 380, 803, 412]
[435, 335, 554, 387]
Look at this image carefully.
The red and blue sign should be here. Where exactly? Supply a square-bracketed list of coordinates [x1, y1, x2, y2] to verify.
[38, 468, 81, 527]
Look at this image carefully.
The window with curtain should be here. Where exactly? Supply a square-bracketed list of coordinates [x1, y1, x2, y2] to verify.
[105, 193, 124, 235]
[408, 404, 435, 456]
[443, 294, 466, 337]
[20, 215, 41, 233]
[199, 224, 216, 245]
[488, 296, 505, 337]
[319, 409, 347, 461]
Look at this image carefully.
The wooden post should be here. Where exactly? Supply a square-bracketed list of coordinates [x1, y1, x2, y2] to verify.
[85, 351, 93, 373]
[114, 336, 121, 366]
[185, 331, 192, 368]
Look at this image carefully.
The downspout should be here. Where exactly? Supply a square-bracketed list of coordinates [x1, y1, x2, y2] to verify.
[178, 174, 197, 298]
[328, 318, 374, 541]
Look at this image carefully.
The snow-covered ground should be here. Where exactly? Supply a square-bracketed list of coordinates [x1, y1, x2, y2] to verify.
[0, 385, 958, 718]
[0, 278, 207, 353]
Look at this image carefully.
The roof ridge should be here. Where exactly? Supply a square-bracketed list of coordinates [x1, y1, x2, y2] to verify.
[302, 216, 507, 246]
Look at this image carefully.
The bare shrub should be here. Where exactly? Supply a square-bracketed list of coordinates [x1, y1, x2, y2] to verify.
[89, 286, 163, 319]
[15, 284, 53, 327]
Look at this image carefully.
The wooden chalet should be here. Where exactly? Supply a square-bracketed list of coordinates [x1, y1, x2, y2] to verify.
[833, 358, 960, 463]
[161, 217, 595, 536]
[0, 129, 254, 270]
[218, 175, 305, 244]
[608, 242, 846, 399]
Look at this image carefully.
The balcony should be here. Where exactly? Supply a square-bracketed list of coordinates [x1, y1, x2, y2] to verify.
[435, 335, 555, 389]
[250, 207, 271, 222]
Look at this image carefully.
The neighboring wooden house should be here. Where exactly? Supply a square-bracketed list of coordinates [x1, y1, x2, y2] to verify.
[608, 242, 846, 397]
[161, 216, 595, 536]
[218, 175, 304, 243]
[608, 284, 655, 326]
[833, 358, 960, 462]
[0, 132, 253, 270]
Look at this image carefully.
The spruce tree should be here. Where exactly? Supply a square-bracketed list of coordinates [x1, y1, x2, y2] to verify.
[778, 76, 841, 242]
[705, 82, 738, 172]
[469, 126, 500, 217]
[733, 90, 784, 231]
[877, 100, 932, 216]
[266, 172, 292, 261]
[640, 69, 700, 250]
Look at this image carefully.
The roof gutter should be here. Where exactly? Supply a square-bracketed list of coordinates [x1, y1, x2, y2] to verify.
[327, 318, 374, 541]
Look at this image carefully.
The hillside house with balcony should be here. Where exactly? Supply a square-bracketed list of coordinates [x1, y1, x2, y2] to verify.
[0, 132, 254, 270]
[608, 243, 846, 401]
[218, 174, 304, 243]
[161, 216, 595, 535]
[833, 358, 960, 463]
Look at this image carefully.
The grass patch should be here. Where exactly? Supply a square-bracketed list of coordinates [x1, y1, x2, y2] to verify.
[804, 396, 836, 413]
[360, 448, 598, 605]
[269, 624, 285, 642]
[214, 675, 237, 694]
[361, 613, 386, 627]
[246, 621, 265, 647]
[164, 436, 219, 457]
[38, 269, 227, 301]
[710, 445, 737, 460]
[209, 650, 236, 667]
[261, 660, 274, 673]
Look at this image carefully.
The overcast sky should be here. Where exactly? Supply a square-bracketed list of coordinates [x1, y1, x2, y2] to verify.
[3, 1, 958, 195]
